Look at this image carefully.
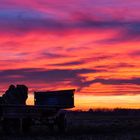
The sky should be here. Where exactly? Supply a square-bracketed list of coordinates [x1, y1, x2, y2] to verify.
[0, 0, 140, 110]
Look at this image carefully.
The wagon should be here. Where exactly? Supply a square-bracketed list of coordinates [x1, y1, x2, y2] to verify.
[0, 89, 75, 134]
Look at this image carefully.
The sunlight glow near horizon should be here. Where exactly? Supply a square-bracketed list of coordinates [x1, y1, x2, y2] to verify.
[26, 94, 140, 110]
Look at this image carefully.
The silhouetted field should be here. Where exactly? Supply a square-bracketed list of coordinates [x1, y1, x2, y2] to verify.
[1, 109, 140, 140]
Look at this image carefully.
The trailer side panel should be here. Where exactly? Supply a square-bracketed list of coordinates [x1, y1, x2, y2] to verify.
[34, 89, 75, 108]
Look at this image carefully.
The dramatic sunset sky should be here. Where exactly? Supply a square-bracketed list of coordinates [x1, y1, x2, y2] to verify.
[0, 0, 140, 110]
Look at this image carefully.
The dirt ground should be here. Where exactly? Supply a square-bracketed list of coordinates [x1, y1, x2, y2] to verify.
[1, 111, 140, 140]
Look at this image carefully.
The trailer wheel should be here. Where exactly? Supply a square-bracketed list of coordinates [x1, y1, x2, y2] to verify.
[22, 118, 31, 134]
[2, 118, 20, 134]
[2, 118, 10, 134]
[48, 123, 55, 133]
[56, 113, 67, 133]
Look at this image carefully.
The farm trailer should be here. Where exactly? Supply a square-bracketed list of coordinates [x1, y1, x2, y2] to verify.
[0, 89, 75, 134]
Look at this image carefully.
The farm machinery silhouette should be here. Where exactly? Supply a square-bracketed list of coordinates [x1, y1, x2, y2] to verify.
[0, 85, 75, 134]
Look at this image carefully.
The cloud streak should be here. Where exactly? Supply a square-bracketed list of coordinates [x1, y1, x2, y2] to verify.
[0, 6, 140, 42]
[0, 0, 140, 99]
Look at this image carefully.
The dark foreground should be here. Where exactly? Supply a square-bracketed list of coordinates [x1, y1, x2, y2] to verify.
[1, 132, 140, 140]
[1, 110, 140, 140]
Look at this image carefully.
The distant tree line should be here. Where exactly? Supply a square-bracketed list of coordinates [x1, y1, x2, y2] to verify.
[71, 108, 140, 116]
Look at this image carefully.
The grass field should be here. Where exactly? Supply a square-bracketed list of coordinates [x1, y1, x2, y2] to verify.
[1, 110, 140, 140]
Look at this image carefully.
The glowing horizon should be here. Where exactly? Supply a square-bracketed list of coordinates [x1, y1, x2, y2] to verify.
[26, 93, 140, 110]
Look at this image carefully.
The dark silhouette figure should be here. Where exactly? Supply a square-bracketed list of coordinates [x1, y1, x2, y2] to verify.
[2, 84, 28, 105]
[2, 85, 16, 104]
[1, 85, 29, 134]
